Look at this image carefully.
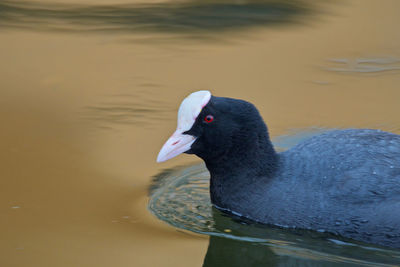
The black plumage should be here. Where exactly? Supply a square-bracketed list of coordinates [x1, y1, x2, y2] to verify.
[184, 95, 400, 248]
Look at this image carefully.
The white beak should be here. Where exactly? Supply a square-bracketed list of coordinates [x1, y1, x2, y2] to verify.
[157, 90, 211, 163]
[156, 130, 196, 162]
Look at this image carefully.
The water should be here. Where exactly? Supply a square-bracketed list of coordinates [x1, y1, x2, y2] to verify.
[0, 0, 311, 35]
[1, 0, 400, 266]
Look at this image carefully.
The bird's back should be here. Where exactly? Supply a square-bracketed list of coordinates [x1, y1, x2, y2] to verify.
[271, 129, 400, 247]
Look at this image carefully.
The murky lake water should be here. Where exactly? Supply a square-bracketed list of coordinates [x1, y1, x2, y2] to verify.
[1, 0, 400, 266]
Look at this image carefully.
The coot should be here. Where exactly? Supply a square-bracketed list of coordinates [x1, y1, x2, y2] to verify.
[157, 90, 400, 248]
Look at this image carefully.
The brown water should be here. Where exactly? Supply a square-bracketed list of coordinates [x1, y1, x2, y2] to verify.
[1, 0, 400, 266]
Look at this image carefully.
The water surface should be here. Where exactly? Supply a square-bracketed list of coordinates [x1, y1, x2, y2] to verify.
[1, 0, 400, 266]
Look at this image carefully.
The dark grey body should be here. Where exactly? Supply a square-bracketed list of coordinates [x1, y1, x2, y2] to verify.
[210, 129, 400, 248]
[184, 95, 400, 248]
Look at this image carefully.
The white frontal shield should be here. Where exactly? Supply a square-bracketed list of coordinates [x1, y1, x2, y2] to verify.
[157, 90, 211, 162]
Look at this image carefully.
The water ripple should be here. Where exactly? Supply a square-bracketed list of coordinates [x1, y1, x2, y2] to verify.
[81, 93, 174, 129]
[325, 57, 400, 74]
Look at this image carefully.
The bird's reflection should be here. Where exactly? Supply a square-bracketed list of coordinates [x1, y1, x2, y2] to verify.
[203, 236, 277, 267]
[202, 207, 400, 267]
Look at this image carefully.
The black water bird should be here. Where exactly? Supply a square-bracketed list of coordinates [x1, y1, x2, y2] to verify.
[157, 91, 400, 248]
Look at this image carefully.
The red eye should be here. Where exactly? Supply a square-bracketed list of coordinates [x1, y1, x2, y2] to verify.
[204, 115, 214, 123]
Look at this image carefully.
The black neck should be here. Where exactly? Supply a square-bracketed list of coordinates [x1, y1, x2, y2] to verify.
[204, 134, 278, 178]
[203, 124, 279, 208]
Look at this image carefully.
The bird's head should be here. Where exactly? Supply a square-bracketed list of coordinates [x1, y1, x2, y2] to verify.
[157, 90, 268, 164]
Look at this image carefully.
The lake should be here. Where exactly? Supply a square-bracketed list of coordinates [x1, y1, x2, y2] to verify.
[1, 0, 400, 266]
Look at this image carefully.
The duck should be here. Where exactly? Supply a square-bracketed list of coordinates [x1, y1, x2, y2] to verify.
[157, 90, 400, 248]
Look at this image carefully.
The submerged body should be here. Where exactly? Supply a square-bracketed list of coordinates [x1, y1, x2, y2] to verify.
[157, 91, 400, 248]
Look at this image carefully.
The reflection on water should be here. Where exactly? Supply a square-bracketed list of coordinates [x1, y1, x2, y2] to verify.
[149, 130, 400, 266]
[204, 213, 400, 267]
[326, 58, 400, 74]
[0, 0, 312, 36]
[2, 0, 400, 266]
[203, 236, 278, 267]
[82, 93, 174, 129]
